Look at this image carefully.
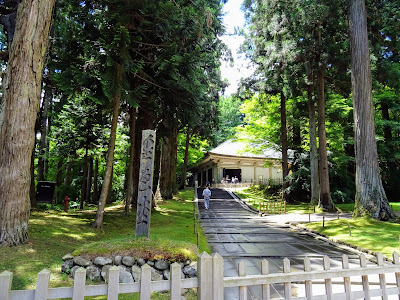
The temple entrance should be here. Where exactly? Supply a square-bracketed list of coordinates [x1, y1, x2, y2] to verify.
[223, 168, 241, 182]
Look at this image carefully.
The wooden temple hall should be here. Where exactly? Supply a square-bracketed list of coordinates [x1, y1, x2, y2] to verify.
[192, 139, 284, 187]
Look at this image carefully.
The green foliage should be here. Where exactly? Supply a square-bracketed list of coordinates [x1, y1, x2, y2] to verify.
[214, 95, 244, 145]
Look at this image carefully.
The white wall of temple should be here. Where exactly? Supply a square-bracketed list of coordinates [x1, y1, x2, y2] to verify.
[271, 167, 281, 180]
[241, 166, 254, 182]
[256, 167, 268, 181]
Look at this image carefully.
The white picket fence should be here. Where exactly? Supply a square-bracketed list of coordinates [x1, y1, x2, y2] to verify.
[1, 251, 400, 300]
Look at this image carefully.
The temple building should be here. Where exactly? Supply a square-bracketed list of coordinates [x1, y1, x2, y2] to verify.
[192, 139, 284, 186]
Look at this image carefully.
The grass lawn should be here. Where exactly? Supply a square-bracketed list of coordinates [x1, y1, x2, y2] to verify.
[305, 217, 400, 259]
[0, 189, 206, 299]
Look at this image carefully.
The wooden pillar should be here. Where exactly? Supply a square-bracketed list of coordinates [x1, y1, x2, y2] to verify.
[198, 252, 213, 300]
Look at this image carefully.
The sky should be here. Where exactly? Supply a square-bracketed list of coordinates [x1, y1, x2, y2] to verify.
[220, 0, 254, 95]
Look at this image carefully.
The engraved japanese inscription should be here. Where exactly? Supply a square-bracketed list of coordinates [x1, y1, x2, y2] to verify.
[135, 130, 156, 237]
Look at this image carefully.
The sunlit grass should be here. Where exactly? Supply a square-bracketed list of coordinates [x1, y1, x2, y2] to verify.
[0, 189, 206, 296]
[305, 217, 400, 258]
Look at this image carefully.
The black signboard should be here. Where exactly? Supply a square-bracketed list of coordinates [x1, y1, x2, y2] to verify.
[36, 181, 56, 203]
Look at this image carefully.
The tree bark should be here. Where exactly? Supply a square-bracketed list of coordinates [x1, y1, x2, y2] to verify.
[305, 61, 320, 205]
[37, 84, 51, 181]
[316, 25, 334, 211]
[160, 113, 178, 199]
[152, 136, 162, 202]
[106, 164, 114, 204]
[93, 158, 99, 204]
[125, 106, 137, 215]
[179, 127, 191, 190]
[348, 0, 394, 220]
[80, 147, 88, 209]
[86, 156, 93, 204]
[93, 63, 122, 229]
[317, 67, 334, 211]
[132, 107, 153, 207]
[0, 0, 55, 246]
[64, 160, 73, 186]
[280, 92, 289, 201]
[30, 146, 37, 209]
[55, 159, 63, 205]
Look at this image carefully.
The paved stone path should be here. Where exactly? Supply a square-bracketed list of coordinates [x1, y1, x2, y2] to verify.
[196, 188, 389, 300]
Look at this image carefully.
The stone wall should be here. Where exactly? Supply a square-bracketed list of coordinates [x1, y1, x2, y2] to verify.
[61, 254, 197, 283]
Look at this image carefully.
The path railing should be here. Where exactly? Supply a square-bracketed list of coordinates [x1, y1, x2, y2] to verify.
[259, 200, 287, 215]
[1, 251, 400, 300]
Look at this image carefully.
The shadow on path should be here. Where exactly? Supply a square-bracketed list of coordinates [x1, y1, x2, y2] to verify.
[196, 188, 382, 300]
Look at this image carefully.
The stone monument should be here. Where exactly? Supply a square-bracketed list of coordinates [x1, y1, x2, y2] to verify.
[135, 130, 156, 237]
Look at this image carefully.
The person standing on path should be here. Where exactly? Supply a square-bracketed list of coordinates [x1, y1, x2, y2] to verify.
[202, 186, 211, 209]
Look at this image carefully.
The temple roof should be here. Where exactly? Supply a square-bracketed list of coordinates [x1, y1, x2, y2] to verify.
[209, 139, 282, 159]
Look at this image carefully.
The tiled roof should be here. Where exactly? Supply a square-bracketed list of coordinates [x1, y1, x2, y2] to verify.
[209, 139, 282, 159]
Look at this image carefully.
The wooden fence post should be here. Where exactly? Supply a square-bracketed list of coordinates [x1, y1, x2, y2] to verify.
[198, 252, 212, 300]
[323, 256, 332, 300]
[0, 271, 12, 300]
[359, 253, 370, 300]
[212, 253, 224, 300]
[393, 252, 400, 295]
[107, 266, 119, 300]
[170, 262, 181, 300]
[304, 257, 312, 300]
[73, 267, 86, 300]
[238, 261, 247, 300]
[140, 264, 152, 300]
[342, 254, 351, 300]
[283, 258, 292, 300]
[34, 269, 50, 300]
[261, 259, 270, 300]
[377, 252, 388, 300]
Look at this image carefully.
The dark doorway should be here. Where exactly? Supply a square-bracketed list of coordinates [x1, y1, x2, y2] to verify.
[207, 169, 213, 183]
[223, 168, 241, 182]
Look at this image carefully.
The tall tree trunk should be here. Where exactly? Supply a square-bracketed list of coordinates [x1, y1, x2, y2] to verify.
[152, 136, 162, 201]
[316, 25, 334, 211]
[132, 107, 153, 208]
[80, 147, 88, 209]
[30, 146, 37, 209]
[86, 156, 93, 204]
[106, 164, 114, 204]
[317, 67, 334, 211]
[179, 127, 191, 190]
[37, 85, 51, 181]
[93, 158, 99, 204]
[55, 159, 63, 205]
[93, 63, 122, 229]
[0, 0, 55, 246]
[348, 0, 394, 220]
[125, 106, 137, 214]
[160, 114, 178, 199]
[280, 92, 289, 201]
[64, 160, 73, 186]
[305, 61, 320, 205]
